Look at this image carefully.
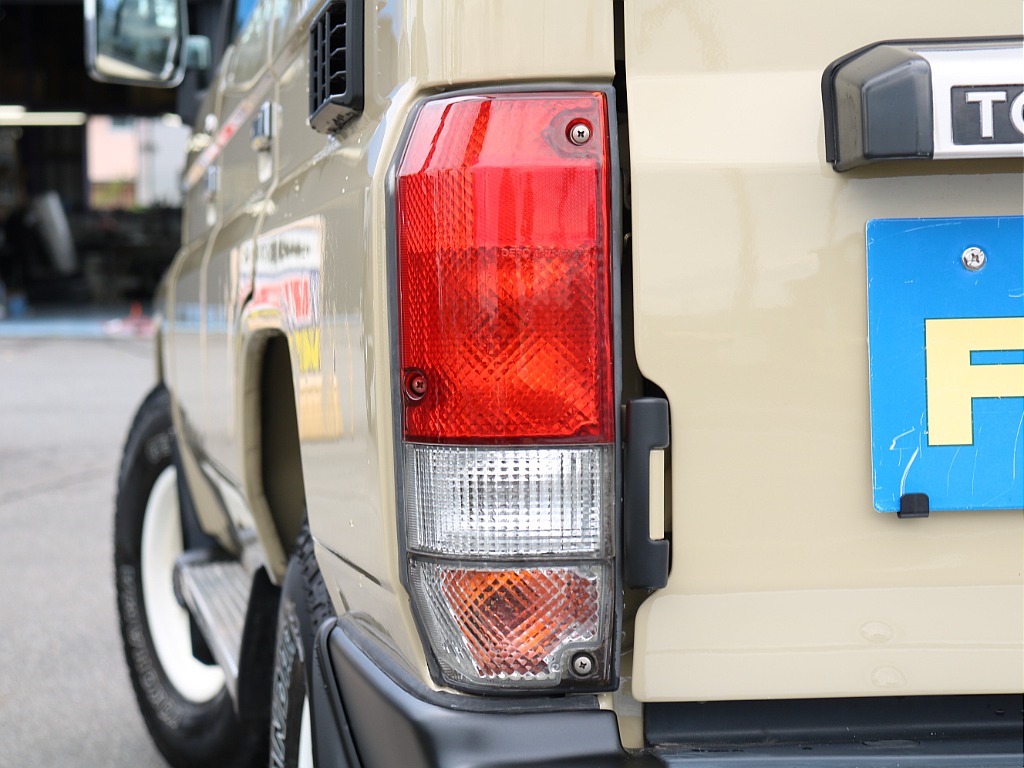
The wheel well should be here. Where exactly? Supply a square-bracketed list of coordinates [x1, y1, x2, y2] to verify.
[259, 334, 306, 559]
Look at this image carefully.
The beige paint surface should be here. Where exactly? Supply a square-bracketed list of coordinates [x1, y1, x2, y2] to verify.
[625, 0, 1024, 701]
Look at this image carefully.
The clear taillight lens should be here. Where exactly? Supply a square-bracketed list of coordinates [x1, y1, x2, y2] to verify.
[404, 444, 612, 557]
[394, 91, 616, 691]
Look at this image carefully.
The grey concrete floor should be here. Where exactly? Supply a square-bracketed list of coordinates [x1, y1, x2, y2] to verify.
[0, 336, 167, 768]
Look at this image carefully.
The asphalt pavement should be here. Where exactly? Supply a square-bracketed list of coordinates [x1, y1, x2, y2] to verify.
[0, 314, 167, 767]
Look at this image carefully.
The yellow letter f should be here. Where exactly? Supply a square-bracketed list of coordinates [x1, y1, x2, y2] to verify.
[925, 317, 1024, 446]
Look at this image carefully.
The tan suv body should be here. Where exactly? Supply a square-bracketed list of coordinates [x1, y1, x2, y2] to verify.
[89, 1, 1023, 766]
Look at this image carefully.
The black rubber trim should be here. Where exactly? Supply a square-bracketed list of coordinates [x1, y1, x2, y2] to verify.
[623, 398, 670, 590]
[310, 621, 359, 768]
[646, 694, 1024, 747]
[314, 615, 640, 768]
[653, 739, 1024, 767]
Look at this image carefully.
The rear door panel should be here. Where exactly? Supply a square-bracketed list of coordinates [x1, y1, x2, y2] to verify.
[624, 0, 1023, 702]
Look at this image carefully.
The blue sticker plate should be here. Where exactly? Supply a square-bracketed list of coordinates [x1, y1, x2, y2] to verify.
[867, 216, 1023, 512]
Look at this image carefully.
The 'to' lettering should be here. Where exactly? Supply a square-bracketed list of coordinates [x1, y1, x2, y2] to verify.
[1011, 91, 1024, 136]
[966, 91, 1007, 138]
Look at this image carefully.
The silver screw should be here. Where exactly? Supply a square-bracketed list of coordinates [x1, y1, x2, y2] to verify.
[571, 653, 594, 677]
[961, 247, 987, 271]
[568, 121, 592, 146]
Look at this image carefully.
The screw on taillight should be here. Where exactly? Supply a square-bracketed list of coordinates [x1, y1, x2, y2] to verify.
[394, 91, 617, 692]
[402, 368, 428, 402]
[567, 119, 593, 146]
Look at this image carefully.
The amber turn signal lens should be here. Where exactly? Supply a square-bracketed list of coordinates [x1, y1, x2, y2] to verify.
[410, 562, 608, 684]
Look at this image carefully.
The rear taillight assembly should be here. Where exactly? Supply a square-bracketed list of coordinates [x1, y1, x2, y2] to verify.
[393, 91, 617, 691]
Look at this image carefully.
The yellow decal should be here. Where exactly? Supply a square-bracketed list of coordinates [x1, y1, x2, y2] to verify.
[294, 327, 321, 374]
[925, 317, 1024, 446]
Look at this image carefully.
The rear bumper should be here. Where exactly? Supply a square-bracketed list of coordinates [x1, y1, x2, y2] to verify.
[653, 741, 1024, 767]
[646, 695, 1023, 766]
[311, 616, 1023, 768]
[310, 615, 638, 768]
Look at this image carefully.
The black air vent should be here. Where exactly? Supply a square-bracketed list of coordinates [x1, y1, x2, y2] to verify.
[309, 1, 364, 134]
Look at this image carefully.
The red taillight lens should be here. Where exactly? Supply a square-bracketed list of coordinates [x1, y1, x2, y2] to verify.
[397, 93, 613, 443]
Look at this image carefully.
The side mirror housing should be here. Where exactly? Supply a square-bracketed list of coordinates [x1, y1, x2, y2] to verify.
[84, 0, 188, 87]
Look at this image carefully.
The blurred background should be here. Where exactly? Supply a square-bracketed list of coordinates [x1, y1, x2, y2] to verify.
[0, 335, 166, 767]
[0, 0, 189, 323]
[0, 2, 195, 765]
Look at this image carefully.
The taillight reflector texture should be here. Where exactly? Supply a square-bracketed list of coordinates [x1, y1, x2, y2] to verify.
[397, 93, 613, 443]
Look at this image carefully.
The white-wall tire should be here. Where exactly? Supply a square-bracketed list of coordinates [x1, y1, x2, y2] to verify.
[139, 466, 225, 703]
[115, 387, 267, 768]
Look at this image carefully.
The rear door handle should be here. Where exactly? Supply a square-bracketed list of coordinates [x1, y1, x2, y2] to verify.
[250, 101, 274, 153]
[623, 398, 671, 590]
[203, 165, 219, 203]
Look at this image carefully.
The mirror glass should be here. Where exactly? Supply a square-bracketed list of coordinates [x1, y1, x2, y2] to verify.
[88, 0, 184, 85]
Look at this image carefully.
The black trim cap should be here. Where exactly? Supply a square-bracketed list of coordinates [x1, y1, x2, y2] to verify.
[623, 398, 671, 590]
[899, 492, 931, 519]
[823, 44, 934, 172]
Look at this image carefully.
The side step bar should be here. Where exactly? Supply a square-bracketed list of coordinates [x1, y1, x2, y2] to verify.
[174, 552, 251, 701]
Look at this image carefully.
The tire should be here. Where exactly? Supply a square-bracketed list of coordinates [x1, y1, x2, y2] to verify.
[270, 524, 336, 768]
[114, 386, 266, 768]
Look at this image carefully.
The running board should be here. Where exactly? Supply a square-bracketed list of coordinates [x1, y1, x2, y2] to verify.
[174, 552, 251, 702]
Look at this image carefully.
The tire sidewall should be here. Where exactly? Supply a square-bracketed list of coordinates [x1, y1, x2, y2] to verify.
[114, 388, 254, 768]
[270, 526, 334, 768]
[270, 594, 307, 768]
